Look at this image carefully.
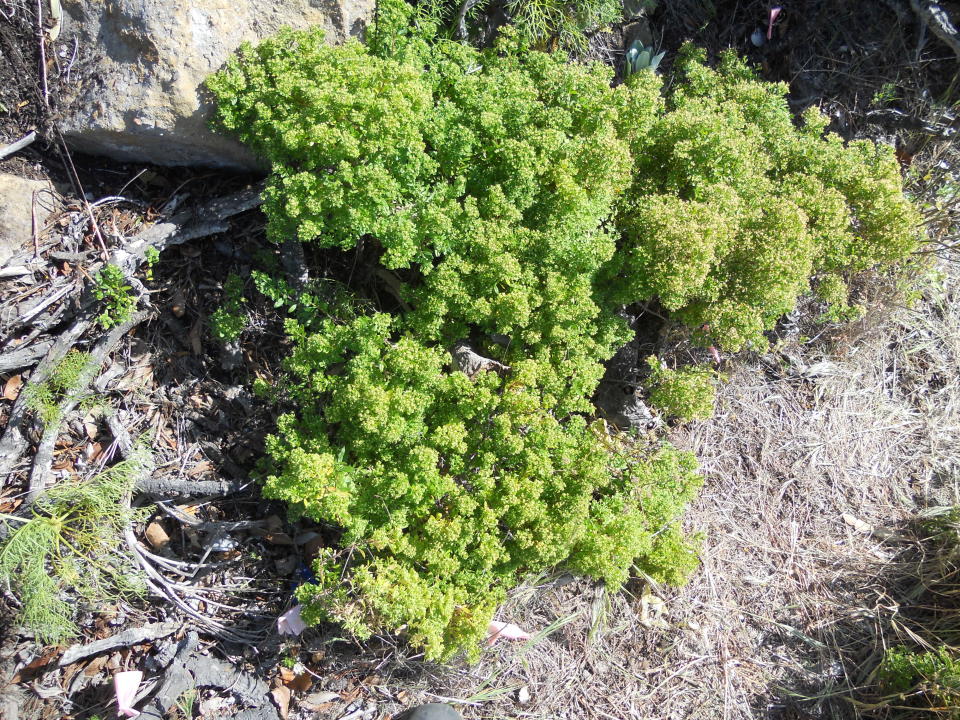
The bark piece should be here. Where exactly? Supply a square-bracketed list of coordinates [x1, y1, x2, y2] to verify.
[59, 622, 180, 667]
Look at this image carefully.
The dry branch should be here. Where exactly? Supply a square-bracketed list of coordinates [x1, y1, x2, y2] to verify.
[25, 309, 156, 502]
[911, 0, 960, 58]
[0, 131, 36, 160]
[0, 310, 95, 479]
[0, 338, 52, 373]
[110, 182, 265, 277]
[134, 475, 249, 499]
[58, 622, 180, 667]
[139, 632, 280, 720]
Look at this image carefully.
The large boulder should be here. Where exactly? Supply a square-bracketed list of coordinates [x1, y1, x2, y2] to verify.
[57, 0, 375, 170]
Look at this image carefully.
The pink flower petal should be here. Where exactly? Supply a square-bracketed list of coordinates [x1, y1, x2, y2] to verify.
[486, 620, 531, 645]
[767, 6, 783, 40]
[277, 605, 308, 636]
[114, 670, 143, 719]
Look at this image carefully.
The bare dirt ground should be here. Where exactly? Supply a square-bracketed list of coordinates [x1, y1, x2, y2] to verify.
[1, 1, 959, 719]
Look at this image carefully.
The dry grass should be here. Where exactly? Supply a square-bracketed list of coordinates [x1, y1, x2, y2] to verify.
[371, 236, 960, 719]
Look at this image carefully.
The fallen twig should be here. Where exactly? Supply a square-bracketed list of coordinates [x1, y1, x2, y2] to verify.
[58, 621, 181, 667]
[910, 0, 960, 58]
[111, 183, 265, 277]
[26, 309, 156, 503]
[0, 131, 37, 161]
[0, 310, 95, 480]
[35, 0, 48, 107]
[135, 476, 250, 499]
[0, 338, 52, 373]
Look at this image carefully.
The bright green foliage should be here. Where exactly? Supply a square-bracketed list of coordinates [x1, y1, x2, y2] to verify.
[25, 350, 92, 427]
[0, 449, 149, 644]
[607, 46, 921, 350]
[815, 274, 865, 323]
[644, 357, 717, 422]
[415, 0, 620, 53]
[92, 264, 136, 330]
[265, 314, 702, 660]
[210, 273, 249, 343]
[876, 647, 960, 718]
[207, 0, 919, 660]
[208, 15, 649, 412]
[502, 0, 621, 51]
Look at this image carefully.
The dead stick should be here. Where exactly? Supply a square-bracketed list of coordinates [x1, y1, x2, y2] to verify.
[36, 0, 48, 108]
[0, 311, 94, 480]
[59, 622, 180, 666]
[0, 131, 37, 160]
[26, 309, 156, 502]
[910, 0, 960, 58]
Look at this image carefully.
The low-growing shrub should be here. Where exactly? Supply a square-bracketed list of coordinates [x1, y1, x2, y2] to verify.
[875, 647, 960, 717]
[265, 314, 702, 659]
[604, 46, 921, 350]
[644, 357, 717, 422]
[208, 0, 919, 660]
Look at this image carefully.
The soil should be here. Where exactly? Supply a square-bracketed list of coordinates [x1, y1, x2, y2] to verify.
[1, 2, 959, 720]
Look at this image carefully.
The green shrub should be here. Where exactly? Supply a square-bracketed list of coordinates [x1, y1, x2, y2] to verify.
[265, 314, 702, 659]
[875, 647, 960, 718]
[644, 357, 717, 422]
[605, 47, 921, 350]
[207, 0, 919, 660]
[416, 0, 621, 53]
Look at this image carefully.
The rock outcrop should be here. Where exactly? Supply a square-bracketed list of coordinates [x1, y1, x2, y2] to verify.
[0, 173, 56, 265]
[57, 0, 375, 170]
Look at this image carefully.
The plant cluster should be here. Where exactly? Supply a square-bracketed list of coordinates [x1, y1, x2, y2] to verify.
[644, 357, 717, 422]
[867, 509, 960, 718]
[91, 263, 136, 330]
[25, 350, 92, 427]
[875, 647, 960, 717]
[417, 0, 621, 52]
[0, 449, 149, 644]
[208, 0, 919, 660]
[210, 273, 249, 343]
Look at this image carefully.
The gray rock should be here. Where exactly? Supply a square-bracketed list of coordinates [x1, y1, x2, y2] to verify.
[57, 0, 376, 169]
[0, 173, 56, 266]
[405, 704, 464, 720]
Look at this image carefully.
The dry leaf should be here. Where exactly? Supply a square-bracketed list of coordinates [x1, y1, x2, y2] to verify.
[3, 375, 23, 401]
[170, 290, 187, 318]
[486, 621, 531, 645]
[83, 415, 99, 440]
[187, 460, 215, 477]
[144, 521, 170, 551]
[289, 673, 313, 693]
[0, 497, 23, 513]
[83, 654, 109, 677]
[640, 585, 669, 630]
